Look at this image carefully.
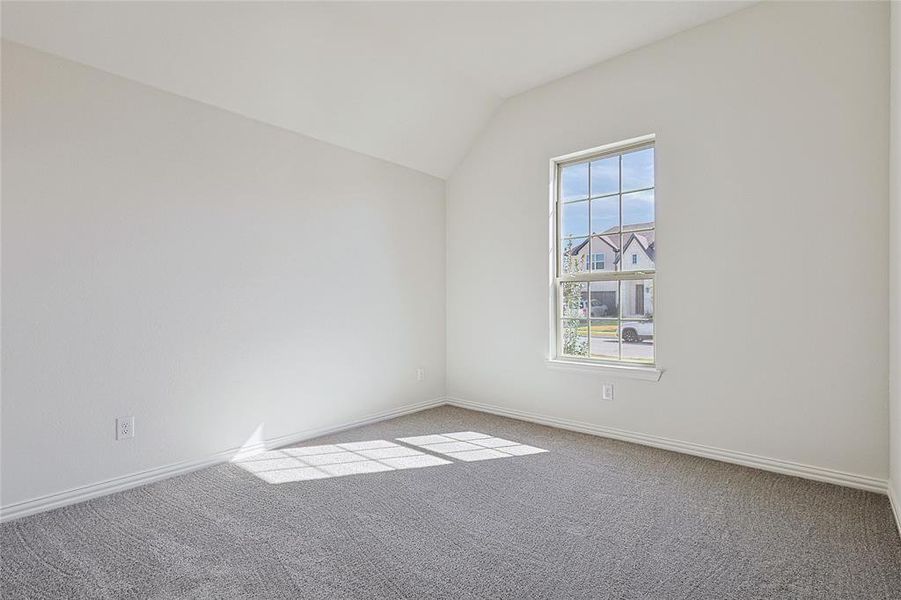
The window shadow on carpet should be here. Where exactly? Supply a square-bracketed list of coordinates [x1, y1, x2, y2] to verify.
[232, 432, 547, 483]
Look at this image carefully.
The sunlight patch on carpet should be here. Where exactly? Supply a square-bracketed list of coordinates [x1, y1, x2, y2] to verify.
[233, 440, 450, 483]
[397, 432, 548, 461]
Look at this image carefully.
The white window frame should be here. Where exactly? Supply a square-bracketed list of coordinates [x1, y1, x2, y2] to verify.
[591, 253, 605, 270]
[547, 134, 662, 380]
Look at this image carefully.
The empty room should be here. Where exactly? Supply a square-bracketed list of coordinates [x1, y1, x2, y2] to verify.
[1, 1, 900, 598]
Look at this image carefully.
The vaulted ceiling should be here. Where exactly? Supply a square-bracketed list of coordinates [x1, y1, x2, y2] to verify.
[2, 1, 753, 178]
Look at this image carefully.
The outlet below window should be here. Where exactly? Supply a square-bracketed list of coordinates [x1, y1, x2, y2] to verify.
[602, 384, 614, 401]
[116, 416, 135, 440]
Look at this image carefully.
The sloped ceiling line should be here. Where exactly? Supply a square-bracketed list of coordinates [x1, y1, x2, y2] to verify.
[1, 1, 753, 178]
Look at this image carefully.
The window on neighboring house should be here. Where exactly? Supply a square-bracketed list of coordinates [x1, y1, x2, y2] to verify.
[553, 136, 655, 366]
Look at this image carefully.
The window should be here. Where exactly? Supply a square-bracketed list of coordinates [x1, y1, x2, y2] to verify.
[552, 136, 655, 366]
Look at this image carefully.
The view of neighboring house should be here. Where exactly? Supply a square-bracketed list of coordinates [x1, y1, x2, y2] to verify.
[563, 223, 655, 319]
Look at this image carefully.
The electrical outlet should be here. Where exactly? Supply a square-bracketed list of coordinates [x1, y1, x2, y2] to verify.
[116, 416, 135, 440]
[416, 368, 425, 382]
[602, 384, 614, 401]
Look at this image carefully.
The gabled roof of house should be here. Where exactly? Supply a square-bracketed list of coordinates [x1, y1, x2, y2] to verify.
[623, 230, 655, 262]
[564, 235, 618, 255]
[563, 222, 655, 262]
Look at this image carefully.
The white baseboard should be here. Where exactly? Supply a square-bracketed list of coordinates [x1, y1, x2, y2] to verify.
[3, 395, 889, 523]
[889, 481, 901, 536]
[445, 396, 889, 494]
[0, 397, 445, 523]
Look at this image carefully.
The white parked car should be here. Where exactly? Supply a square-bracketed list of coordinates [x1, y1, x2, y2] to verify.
[621, 320, 653, 343]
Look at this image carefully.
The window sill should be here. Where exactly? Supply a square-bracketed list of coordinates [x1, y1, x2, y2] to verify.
[545, 358, 663, 381]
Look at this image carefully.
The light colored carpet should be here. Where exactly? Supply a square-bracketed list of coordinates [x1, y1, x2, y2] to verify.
[1, 406, 899, 599]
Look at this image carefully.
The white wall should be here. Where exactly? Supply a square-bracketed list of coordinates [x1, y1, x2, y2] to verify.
[1, 42, 446, 507]
[890, 1, 901, 513]
[447, 2, 890, 479]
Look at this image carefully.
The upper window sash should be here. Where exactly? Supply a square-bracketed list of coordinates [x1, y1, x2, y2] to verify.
[553, 135, 655, 282]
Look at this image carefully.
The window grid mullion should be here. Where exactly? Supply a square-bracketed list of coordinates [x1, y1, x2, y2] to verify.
[618, 155, 623, 361]
[559, 185, 654, 205]
[587, 160, 593, 275]
[562, 224, 654, 243]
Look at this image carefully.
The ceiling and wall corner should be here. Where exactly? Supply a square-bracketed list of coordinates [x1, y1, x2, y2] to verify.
[0, 1, 754, 178]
